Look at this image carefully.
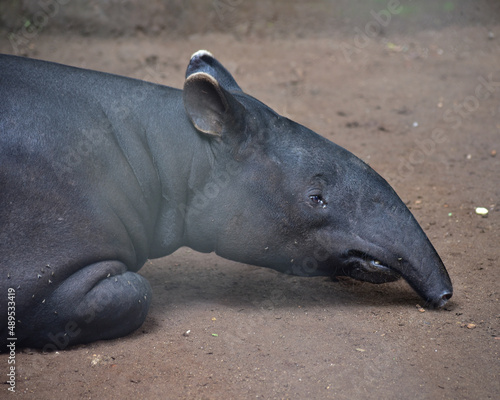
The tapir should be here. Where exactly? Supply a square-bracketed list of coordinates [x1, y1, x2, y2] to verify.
[0, 51, 452, 350]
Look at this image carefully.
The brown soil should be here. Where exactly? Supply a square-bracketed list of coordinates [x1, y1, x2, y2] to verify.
[1, 1, 499, 399]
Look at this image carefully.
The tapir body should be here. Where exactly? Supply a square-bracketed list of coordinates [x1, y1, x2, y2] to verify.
[0, 51, 452, 350]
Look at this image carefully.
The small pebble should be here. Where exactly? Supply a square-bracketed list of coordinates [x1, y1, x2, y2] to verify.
[475, 207, 488, 216]
[467, 323, 476, 329]
[183, 330, 191, 337]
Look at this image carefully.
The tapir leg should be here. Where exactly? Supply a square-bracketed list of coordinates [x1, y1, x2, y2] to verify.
[24, 261, 152, 350]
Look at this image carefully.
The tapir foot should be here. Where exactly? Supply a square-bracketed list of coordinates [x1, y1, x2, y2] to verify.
[22, 261, 152, 350]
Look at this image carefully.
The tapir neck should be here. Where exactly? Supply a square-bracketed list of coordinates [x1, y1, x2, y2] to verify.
[133, 86, 215, 258]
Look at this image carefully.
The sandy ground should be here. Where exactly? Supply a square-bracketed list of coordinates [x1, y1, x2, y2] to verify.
[1, 2, 499, 399]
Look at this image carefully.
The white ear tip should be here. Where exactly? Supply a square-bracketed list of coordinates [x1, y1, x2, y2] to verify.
[190, 50, 213, 60]
[186, 71, 218, 85]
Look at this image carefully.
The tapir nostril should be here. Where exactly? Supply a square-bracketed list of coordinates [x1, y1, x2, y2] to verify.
[432, 291, 452, 308]
[428, 291, 453, 308]
[442, 292, 452, 302]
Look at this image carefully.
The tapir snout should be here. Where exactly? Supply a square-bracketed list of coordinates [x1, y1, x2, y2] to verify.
[317, 159, 454, 308]
[334, 216, 453, 308]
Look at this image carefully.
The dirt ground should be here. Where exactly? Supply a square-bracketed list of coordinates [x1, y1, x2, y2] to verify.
[1, 1, 499, 399]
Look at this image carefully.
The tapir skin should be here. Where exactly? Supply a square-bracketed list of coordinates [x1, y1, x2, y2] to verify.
[0, 51, 452, 350]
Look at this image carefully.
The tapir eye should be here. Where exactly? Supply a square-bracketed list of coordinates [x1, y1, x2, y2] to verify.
[309, 194, 327, 208]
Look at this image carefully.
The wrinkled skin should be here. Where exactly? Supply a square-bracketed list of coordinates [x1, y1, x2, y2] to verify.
[0, 51, 452, 350]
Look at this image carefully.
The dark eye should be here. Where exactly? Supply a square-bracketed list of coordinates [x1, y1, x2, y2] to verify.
[309, 194, 327, 208]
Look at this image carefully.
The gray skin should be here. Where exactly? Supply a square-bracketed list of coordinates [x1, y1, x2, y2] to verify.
[0, 51, 452, 350]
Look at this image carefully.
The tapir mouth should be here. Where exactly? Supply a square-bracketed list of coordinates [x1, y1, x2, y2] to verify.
[339, 249, 453, 308]
[341, 249, 402, 284]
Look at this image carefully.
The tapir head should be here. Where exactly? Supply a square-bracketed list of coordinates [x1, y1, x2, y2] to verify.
[181, 50, 452, 308]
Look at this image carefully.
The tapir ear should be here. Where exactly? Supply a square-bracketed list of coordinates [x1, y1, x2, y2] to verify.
[183, 71, 244, 138]
[186, 50, 242, 93]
